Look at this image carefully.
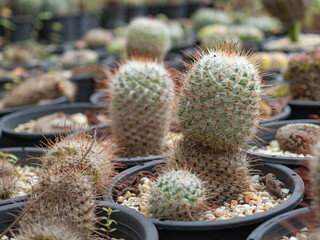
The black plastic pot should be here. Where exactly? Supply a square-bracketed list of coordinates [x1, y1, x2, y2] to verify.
[247, 119, 319, 168]
[288, 99, 320, 119]
[40, 14, 78, 42]
[0, 95, 69, 118]
[0, 201, 159, 240]
[0, 103, 98, 148]
[0, 147, 43, 206]
[90, 91, 106, 106]
[101, 5, 127, 29]
[69, 73, 96, 102]
[126, 5, 147, 22]
[247, 207, 311, 240]
[106, 160, 304, 240]
[187, 2, 200, 17]
[0, 15, 34, 42]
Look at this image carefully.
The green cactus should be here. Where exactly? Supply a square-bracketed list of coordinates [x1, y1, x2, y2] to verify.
[262, 0, 310, 42]
[200, 32, 240, 51]
[83, 28, 114, 48]
[257, 52, 288, 71]
[14, 0, 43, 15]
[60, 49, 98, 68]
[147, 168, 207, 221]
[284, 49, 320, 101]
[42, 0, 71, 15]
[192, 8, 232, 31]
[171, 41, 262, 203]
[126, 17, 171, 60]
[178, 44, 261, 150]
[230, 25, 264, 44]
[109, 59, 174, 158]
[276, 123, 320, 155]
[244, 16, 281, 34]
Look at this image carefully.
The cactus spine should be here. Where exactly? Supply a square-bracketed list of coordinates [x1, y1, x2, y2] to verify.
[126, 18, 171, 60]
[147, 168, 208, 221]
[109, 59, 175, 158]
[171, 42, 262, 203]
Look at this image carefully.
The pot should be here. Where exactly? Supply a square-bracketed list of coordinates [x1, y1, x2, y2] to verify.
[288, 99, 320, 119]
[69, 73, 96, 102]
[105, 160, 304, 240]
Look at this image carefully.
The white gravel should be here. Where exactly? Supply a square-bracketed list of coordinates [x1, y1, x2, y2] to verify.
[250, 140, 312, 158]
[281, 227, 309, 240]
[117, 174, 291, 221]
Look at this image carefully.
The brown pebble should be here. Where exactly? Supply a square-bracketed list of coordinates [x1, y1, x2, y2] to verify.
[230, 200, 238, 208]
[244, 196, 250, 204]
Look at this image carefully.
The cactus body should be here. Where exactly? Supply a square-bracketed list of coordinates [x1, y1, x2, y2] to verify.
[193, 8, 232, 31]
[109, 59, 174, 157]
[178, 46, 261, 150]
[148, 168, 207, 221]
[284, 49, 320, 101]
[83, 28, 114, 48]
[0, 161, 17, 200]
[276, 123, 320, 155]
[0, 73, 75, 109]
[42, 0, 70, 15]
[15, 0, 43, 15]
[126, 18, 171, 60]
[61, 49, 98, 68]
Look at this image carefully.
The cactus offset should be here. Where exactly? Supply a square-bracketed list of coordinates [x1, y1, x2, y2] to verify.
[276, 123, 320, 155]
[284, 49, 320, 101]
[147, 168, 208, 221]
[109, 59, 174, 158]
[126, 18, 171, 60]
[0, 73, 75, 109]
[171, 41, 262, 203]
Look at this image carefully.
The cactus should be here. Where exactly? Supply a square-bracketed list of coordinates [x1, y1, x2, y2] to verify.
[0, 160, 17, 200]
[256, 52, 288, 71]
[83, 28, 114, 48]
[192, 8, 232, 31]
[147, 168, 208, 221]
[14, 0, 43, 15]
[262, 0, 309, 42]
[197, 24, 229, 42]
[0, 73, 75, 109]
[126, 17, 171, 60]
[60, 49, 98, 68]
[109, 59, 174, 158]
[200, 32, 240, 51]
[172, 41, 262, 203]
[284, 49, 320, 101]
[41, 0, 71, 15]
[276, 123, 320, 155]
[42, 130, 119, 195]
[244, 16, 281, 34]
[230, 25, 264, 44]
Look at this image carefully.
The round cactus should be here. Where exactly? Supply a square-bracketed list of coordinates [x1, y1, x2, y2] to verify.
[109, 59, 174, 157]
[60, 49, 98, 68]
[192, 8, 232, 31]
[284, 49, 320, 101]
[147, 168, 207, 221]
[276, 123, 320, 155]
[244, 16, 281, 34]
[178, 42, 262, 150]
[230, 25, 264, 44]
[126, 17, 171, 60]
[0, 73, 75, 109]
[83, 28, 114, 48]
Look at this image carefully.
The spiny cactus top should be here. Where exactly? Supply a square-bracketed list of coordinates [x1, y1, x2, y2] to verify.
[109, 59, 174, 157]
[178, 43, 262, 150]
[126, 17, 171, 60]
[148, 169, 207, 221]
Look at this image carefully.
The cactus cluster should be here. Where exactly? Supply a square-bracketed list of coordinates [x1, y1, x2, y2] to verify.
[147, 168, 208, 221]
[192, 8, 232, 31]
[126, 17, 171, 60]
[276, 123, 320, 155]
[284, 49, 320, 101]
[0, 72, 75, 109]
[169, 41, 262, 203]
[109, 59, 174, 158]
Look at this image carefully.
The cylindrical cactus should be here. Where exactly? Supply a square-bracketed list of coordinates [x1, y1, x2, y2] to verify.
[172, 41, 262, 203]
[284, 49, 320, 101]
[126, 17, 171, 60]
[262, 0, 309, 42]
[109, 59, 175, 158]
[276, 123, 320, 155]
[147, 168, 208, 221]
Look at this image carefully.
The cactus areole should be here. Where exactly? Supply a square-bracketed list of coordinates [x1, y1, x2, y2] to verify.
[178, 43, 262, 151]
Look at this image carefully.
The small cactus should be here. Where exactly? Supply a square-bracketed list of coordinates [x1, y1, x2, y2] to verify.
[230, 25, 264, 44]
[0, 73, 75, 109]
[60, 49, 98, 68]
[109, 59, 175, 158]
[126, 17, 171, 60]
[257, 52, 288, 71]
[284, 49, 320, 101]
[192, 8, 232, 31]
[41, 0, 71, 15]
[83, 28, 114, 48]
[14, 0, 43, 15]
[276, 123, 320, 155]
[147, 168, 208, 221]
[244, 16, 281, 34]
[0, 160, 17, 200]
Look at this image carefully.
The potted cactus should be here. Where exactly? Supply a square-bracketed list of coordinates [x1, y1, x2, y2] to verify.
[105, 42, 304, 240]
[284, 49, 320, 119]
